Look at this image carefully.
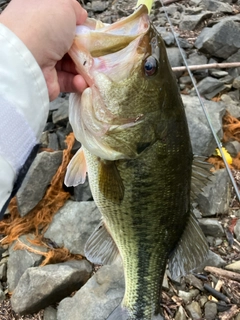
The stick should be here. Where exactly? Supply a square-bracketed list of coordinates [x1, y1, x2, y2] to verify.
[219, 305, 239, 320]
[162, 0, 183, 5]
[172, 62, 240, 73]
[205, 266, 240, 283]
[204, 284, 230, 303]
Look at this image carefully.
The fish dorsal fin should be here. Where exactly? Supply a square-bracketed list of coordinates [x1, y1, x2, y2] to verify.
[191, 156, 213, 202]
[99, 160, 124, 204]
[64, 147, 87, 187]
[168, 213, 209, 281]
[85, 221, 119, 265]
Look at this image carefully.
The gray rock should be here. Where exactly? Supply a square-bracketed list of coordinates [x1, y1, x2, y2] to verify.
[187, 51, 208, 74]
[191, 76, 225, 100]
[182, 95, 226, 155]
[91, 0, 107, 12]
[0, 283, 5, 302]
[225, 260, 240, 273]
[234, 219, 240, 241]
[186, 301, 202, 319]
[0, 260, 7, 281]
[73, 175, 93, 202]
[199, 0, 233, 13]
[57, 261, 125, 320]
[44, 306, 57, 320]
[17, 151, 63, 216]
[52, 98, 69, 126]
[156, 27, 175, 46]
[7, 234, 47, 292]
[195, 20, 240, 59]
[48, 132, 59, 150]
[49, 95, 69, 112]
[175, 305, 187, 320]
[210, 70, 229, 78]
[179, 12, 212, 31]
[166, 47, 185, 78]
[204, 301, 218, 320]
[178, 289, 199, 304]
[196, 169, 230, 216]
[233, 76, 240, 89]
[44, 200, 101, 255]
[185, 274, 203, 291]
[11, 260, 92, 315]
[224, 141, 240, 157]
[198, 218, 224, 237]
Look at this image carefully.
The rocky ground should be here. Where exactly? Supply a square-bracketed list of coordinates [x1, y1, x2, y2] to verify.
[1, 0, 240, 319]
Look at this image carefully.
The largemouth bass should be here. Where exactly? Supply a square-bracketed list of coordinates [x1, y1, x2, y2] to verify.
[65, 5, 209, 320]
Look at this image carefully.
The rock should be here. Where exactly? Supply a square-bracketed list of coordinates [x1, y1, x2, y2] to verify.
[91, 0, 107, 12]
[195, 20, 240, 59]
[73, 175, 93, 202]
[166, 47, 185, 78]
[210, 70, 229, 78]
[0, 259, 7, 281]
[57, 260, 125, 320]
[43, 306, 57, 320]
[191, 76, 225, 100]
[225, 260, 240, 273]
[196, 169, 230, 216]
[186, 301, 202, 319]
[224, 141, 240, 157]
[234, 219, 240, 241]
[178, 289, 199, 304]
[11, 260, 92, 315]
[175, 305, 187, 320]
[44, 200, 101, 255]
[198, 218, 224, 237]
[7, 234, 47, 292]
[185, 274, 204, 291]
[17, 151, 63, 216]
[156, 27, 175, 46]
[52, 98, 69, 126]
[204, 301, 218, 320]
[199, 0, 233, 13]
[179, 12, 212, 31]
[48, 132, 59, 150]
[0, 283, 5, 302]
[182, 95, 226, 155]
[49, 95, 69, 112]
[233, 76, 240, 89]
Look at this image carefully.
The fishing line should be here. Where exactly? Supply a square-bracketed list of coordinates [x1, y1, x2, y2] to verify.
[159, 0, 240, 202]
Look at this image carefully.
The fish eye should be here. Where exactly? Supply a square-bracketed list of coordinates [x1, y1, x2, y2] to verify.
[144, 56, 158, 76]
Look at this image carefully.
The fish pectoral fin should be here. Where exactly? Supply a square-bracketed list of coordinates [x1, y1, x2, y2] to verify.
[64, 147, 87, 187]
[99, 160, 124, 204]
[168, 214, 209, 282]
[191, 155, 213, 202]
[85, 221, 119, 265]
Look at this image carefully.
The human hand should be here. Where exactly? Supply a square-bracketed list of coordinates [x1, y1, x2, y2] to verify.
[0, 0, 88, 100]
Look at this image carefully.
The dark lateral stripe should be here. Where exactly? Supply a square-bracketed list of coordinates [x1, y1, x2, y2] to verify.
[0, 144, 40, 219]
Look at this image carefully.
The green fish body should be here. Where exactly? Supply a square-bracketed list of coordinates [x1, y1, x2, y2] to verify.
[65, 6, 209, 319]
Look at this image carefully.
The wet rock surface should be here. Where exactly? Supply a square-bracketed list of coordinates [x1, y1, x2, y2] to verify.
[1, 0, 240, 319]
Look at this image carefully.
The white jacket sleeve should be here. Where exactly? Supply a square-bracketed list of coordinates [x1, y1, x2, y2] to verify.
[0, 23, 49, 215]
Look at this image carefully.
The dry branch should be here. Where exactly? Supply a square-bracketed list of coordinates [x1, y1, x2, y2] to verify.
[219, 305, 239, 320]
[205, 266, 240, 282]
[172, 62, 240, 73]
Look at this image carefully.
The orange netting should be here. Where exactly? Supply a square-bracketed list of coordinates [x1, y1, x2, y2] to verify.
[0, 133, 83, 265]
[208, 111, 240, 171]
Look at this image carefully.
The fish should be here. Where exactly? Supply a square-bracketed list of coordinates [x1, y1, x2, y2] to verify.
[64, 5, 210, 320]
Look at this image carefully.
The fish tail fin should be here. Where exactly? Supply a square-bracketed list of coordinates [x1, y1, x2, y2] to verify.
[106, 305, 129, 320]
